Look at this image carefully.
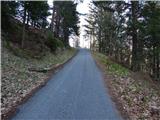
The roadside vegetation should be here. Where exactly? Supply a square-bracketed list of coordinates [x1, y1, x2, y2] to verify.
[93, 52, 160, 119]
[85, 1, 160, 81]
[94, 52, 129, 77]
[86, 1, 160, 119]
[2, 43, 76, 115]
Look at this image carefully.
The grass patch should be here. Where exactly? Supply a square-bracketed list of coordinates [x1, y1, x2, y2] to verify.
[93, 52, 129, 77]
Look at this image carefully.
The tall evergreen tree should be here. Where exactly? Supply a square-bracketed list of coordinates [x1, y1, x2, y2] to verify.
[85, 1, 160, 80]
[19, 1, 50, 48]
[1, 1, 19, 30]
[141, 1, 160, 80]
[50, 1, 79, 47]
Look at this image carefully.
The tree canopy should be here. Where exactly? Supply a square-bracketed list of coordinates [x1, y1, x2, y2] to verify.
[1, 1, 79, 49]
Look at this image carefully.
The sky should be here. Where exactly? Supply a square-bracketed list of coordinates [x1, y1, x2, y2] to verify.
[76, 0, 91, 48]
[47, 0, 91, 48]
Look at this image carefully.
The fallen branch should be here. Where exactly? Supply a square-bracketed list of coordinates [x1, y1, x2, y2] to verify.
[28, 67, 50, 73]
[28, 64, 61, 73]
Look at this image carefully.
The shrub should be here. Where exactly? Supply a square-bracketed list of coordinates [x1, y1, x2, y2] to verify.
[45, 31, 64, 52]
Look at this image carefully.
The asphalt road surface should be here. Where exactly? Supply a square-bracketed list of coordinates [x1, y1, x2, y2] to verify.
[12, 49, 122, 120]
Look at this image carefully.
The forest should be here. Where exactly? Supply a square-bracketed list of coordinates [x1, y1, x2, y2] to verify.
[85, 1, 160, 81]
[2, 1, 79, 51]
[1, 1, 160, 120]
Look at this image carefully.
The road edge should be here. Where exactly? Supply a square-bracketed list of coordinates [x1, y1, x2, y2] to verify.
[2, 49, 79, 120]
[91, 51, 130, 120]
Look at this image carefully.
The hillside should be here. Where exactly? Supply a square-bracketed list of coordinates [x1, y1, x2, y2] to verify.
[1, 18, 77, 119]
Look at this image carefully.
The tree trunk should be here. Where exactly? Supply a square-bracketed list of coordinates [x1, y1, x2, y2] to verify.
[26, 12, 29, 26]
[22, 2, 26, 49]
[152, 46, 156, 79]
[51, 2, 55, 32]
[54, 5, 60, 38]
[156, 46, 159, 80]
[63, 29, 69, 47]
[98, 28, 102, 53]
[131, 1, 140, 71]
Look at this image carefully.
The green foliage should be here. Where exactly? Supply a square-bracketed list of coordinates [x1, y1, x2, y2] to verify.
[141, 2, 160, 80]
[142, 1, 160, 48]
[2, 1, 78, 51]
[60, 1, 79, 35]
[1, 1, 19, 30]
[107, 62, 129, 77]
[46, 31, 64, 52]
[19, 1, 50, 28]
[53, 1, 79, 47]
[1, 1, 50, 29]
[29, 1, 50, 28]
[95, 52, 129, 77]
[56, 39, 65, 48]
[46, 32, 57, 52]
[87, 1, 160, 80]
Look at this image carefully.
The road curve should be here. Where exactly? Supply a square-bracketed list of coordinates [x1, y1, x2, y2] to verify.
[12, 49, 122, 120]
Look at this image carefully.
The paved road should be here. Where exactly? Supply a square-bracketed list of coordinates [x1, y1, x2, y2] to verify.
[12, 49, 122, 120]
